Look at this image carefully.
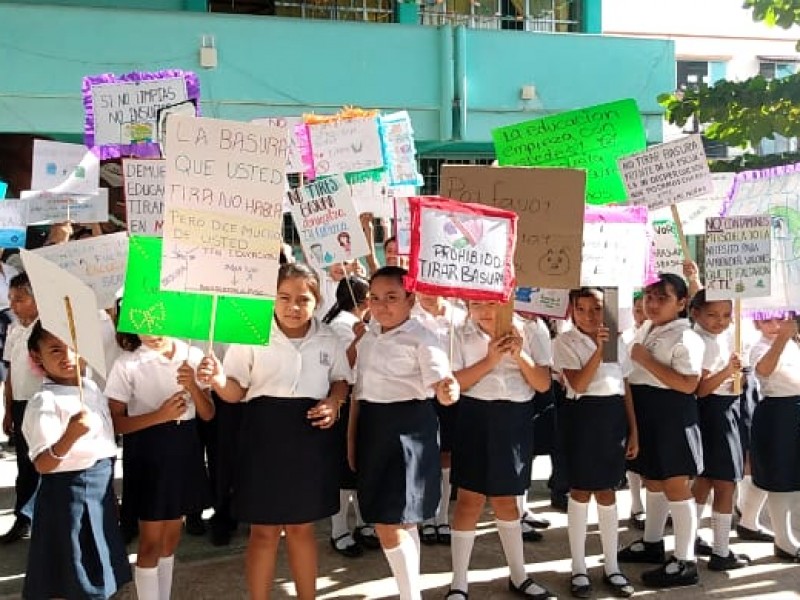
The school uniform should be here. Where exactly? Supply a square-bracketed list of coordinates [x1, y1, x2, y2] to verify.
[553, 330, 631, 491]
[627, 319, 705, 480]
[21, 378, 131, 599]
[354, 318, 449, 524]
[694, 325, 744, 482]
[748, 336, 800, 492]
[450, 317, 544, 497]
[525, 318, 556, 457]
[104, 340, 210, 521]
[223, 318, 351, 524]
[328, 311, 360, 491]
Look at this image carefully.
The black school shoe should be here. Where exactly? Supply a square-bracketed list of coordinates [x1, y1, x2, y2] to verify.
[774, 545, 800, 562]
[603, 573, 635, 598]
[330, 533, 363, 558]
[570, 573, 592, 599]
[0, 519, 30, 544]
[736, 523, 774, 542]
[628, 511, 646, 531]
[353, 525, 381, 550]
[641, 557, 699, 588]
[694, 536, 713, 556]
[618, 538, 665, 564]
[508, 577, 556, 599]
[708, 551, 750, 571]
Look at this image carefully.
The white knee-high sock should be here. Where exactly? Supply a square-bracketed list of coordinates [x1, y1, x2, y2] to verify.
[711, 512, 732, 557]
[436, 468, 452, 526]
[628, 472, 644, 514]
[516, 490, 528, 519]
[597, 503, 621, 576]
[670, 500, 697, 561]
[496, 519, 547, 595]
[157, 556, 174, 600]
[407, 526, 420, 566]
[696, 498, 708, 524]
[352, 495, 365, 527]
[135, 566, 159, 600]
[383, 533, 422, 600]
[767, 492, 800, 553]
[450, 530, 475, 593]
[568, 498, 589, 575]
[738, 475, 769, 531]
[331, 490, 352, 539]
[643, 491, 670, 543]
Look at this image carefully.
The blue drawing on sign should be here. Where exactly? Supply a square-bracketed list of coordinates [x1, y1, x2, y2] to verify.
[324, 251, 335, 264]
[46, 162, 57, 176]
[516, 288, 533, 302]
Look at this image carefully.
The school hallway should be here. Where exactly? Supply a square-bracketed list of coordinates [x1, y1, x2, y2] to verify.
[0, 449, 797, 600]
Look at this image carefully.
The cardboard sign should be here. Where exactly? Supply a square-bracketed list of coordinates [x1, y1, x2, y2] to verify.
[161, 115, 286, 297]
[379, 111, 423, 186]
[620, 134, 713, 210]
[705, 216, 771, 300]
[252, 116, 315, 178]
[492, 99, 646, 205]
[601, 287, 619, 363]
[651, 219, 685, 277]
[582, 206, 649, 287]
[32, 232, 128, 309]
[514, 287, 570, 319]
[21, 250, 106, 377]
[123, 158, 165, 236]
[407, 196, 517, 301]
[22, 189, 109, 224]
[31, 140, 100, 195]
[440, 165, 585, 289]
[0, 200, 28, 248]
[394, 196, 412, 255]
[308, 118, 384, 177]
[650, 172, 734, 235]
[286, 175, 369, 268]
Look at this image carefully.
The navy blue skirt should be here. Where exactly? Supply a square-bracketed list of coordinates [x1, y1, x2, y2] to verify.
[563, 395, 627, 491]
[451, 396, 535, 497]
[126, 419, 211, 521]
[629, 385, 703, 480]
[751, 396, 800, 492]
[433, 397, 458, 453]
[532, 387, 557, 456]
[234, 396, 340, 524]
[697, 394, 743, 481]
[333, 399, 357, 490]
[24, 458, 132, 600]
[356, 400, 440, 524]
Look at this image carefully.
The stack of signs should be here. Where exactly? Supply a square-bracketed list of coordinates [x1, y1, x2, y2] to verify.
[286, 175, 369, 269]
[705, 216, 771, 301]
[379, 111, 423, 187]
[123, 158, 166, 235]
[582, 206, 649, 287]
[406, 196, 517, 301]
[307, 117, 384, 178]
[160, 115, 286, 298]
[492, 99, 646, 205]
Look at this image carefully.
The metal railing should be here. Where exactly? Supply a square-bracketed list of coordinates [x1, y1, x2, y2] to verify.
[275, 0, 393, 21]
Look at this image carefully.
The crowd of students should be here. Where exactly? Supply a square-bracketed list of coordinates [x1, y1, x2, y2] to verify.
[0, 223, 798, 600]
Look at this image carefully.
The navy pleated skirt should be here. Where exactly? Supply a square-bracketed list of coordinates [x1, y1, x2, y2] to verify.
[697, 394, 743, 481]
[432, 397, 459, 453]
[125, 420, 211, 521]
[234, 396, 340, 524]
[333, 399, 357, 490]
[24, 459, 132, 600]
[628, 385, 703, 480]
[451, 396, 535, 496]
[751, 396, 800, 492]
[532, 387, 557, 456]
[356, 399, 440, 524]
[563, 395, 627, 491]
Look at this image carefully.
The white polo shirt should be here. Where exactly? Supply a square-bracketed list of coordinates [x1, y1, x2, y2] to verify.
[224, 318, 352, 401]
[524, 317, 554, 367]
[627, 318, 704, 388]
[328, 311, 360, 346]
[553, 328, 631, 399]
[3, 320, 44, 401]
[694, 324, 737, 397]
[750, 335, 800, 398]
[411, 301, 467, 350]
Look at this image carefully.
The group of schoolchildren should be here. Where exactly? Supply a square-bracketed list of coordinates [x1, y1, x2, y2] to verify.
[2, 229, 799, 600]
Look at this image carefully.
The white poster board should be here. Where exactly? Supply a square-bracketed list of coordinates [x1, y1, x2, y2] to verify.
[394, 196, 412, 255]
[31, 140, 100, 195]
[123, 158, 165, 236]
[651, 219, 685, 277]
[581, 221, 649, 287]
[514, 287, 570, 319]
[0, 200, 29, 248]
[308, 118, 384, 177]
[650, 172, 734, 235]
[22, 189, 109, 224]
[705, 215, 771, 300]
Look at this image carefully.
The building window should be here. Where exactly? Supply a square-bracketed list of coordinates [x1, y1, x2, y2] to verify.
[759, 61, 798, 80]
[676, 61, 710, 91]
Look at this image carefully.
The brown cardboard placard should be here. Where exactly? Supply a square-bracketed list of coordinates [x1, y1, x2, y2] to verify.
[495, 301, 516, 339]
[601, 287, 619, 363]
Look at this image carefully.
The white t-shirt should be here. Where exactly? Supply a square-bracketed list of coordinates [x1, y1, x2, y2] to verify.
[411, 301, 467, 350]
[223, 319, 352, 401]
[523, 318, 554, 367]
[3, 320, 44, 402]
[749, 335, 800, 398]
[627, 318, 704, 388]
[355, 318, 450, 403]
[22, 378, 117, 473]
[694, 324, 737, 397]
[104, 340, 205, 420]
[553, 328, 631, 399]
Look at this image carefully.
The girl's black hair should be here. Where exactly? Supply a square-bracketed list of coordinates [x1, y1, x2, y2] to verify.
[689, 288, 731, 312]
[369, 265, 408, 289]
[113, 297, 142, 352]
[9, 272, 33, 296]
[322, 276, 369, 324]
[26, 320, 50, 354]
[568, 287, 603, 306]
[645, 272, 690, 318]
[277, 262, 322, 304]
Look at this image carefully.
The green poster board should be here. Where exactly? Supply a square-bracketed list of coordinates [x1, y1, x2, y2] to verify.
[119, 236, 273, 345]
[492, 99, 646, 205]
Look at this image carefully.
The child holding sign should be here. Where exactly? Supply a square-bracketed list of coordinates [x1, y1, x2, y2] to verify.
[21, 323, 131, 599]
[446, 300, 553, 600]
[553, 288, 637, 599]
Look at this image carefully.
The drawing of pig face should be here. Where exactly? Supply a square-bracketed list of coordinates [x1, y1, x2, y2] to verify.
[539, 248, 570, 276]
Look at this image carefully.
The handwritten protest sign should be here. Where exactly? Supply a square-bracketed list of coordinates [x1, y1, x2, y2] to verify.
[379, 111, 423, 186]
[619, 134, 713, 210]
[651, 219, 685, 277]
[308, 118, 384, 177]
[650, 172, 734, 235]
[161, 115, 286, 298]
[514, 287, 570, 319]
[407, 196, 517, 301]
[31, 140, 100, 195]
[492, 99, 645, 204]
[705, 216, 771, 300]
[22, 189, 109, 224]
[119, 236, 273, 345]
[0, 200, 28, 248]
[253, 117, 314, 179]
[32, 232, 128, 309]
[286, 175, 369, 268]
[123, 158, 165, 235]
[440, 165, 585, 289]
[582, 206, 649, 287]
[394, 196, 412, 255]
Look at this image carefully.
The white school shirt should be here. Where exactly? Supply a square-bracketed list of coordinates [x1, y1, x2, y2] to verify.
[224, 318, 352, 401]
[627, 318, 704, 388]
[328, 311, 360, 346]
[3, 320, 44, 402]
[22, 378, 117, 473]
[749, 335, 800, 398]
[104, 340, 205, 420]
[694, 324, 737, 396]
[0, 263, 19, 311]
[552, 328, 631, 399]
[411, 301, 467, 350]
[452, 317, 548, 403]
[354, 318, 450, 403]
[523, 318, 554, 367]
